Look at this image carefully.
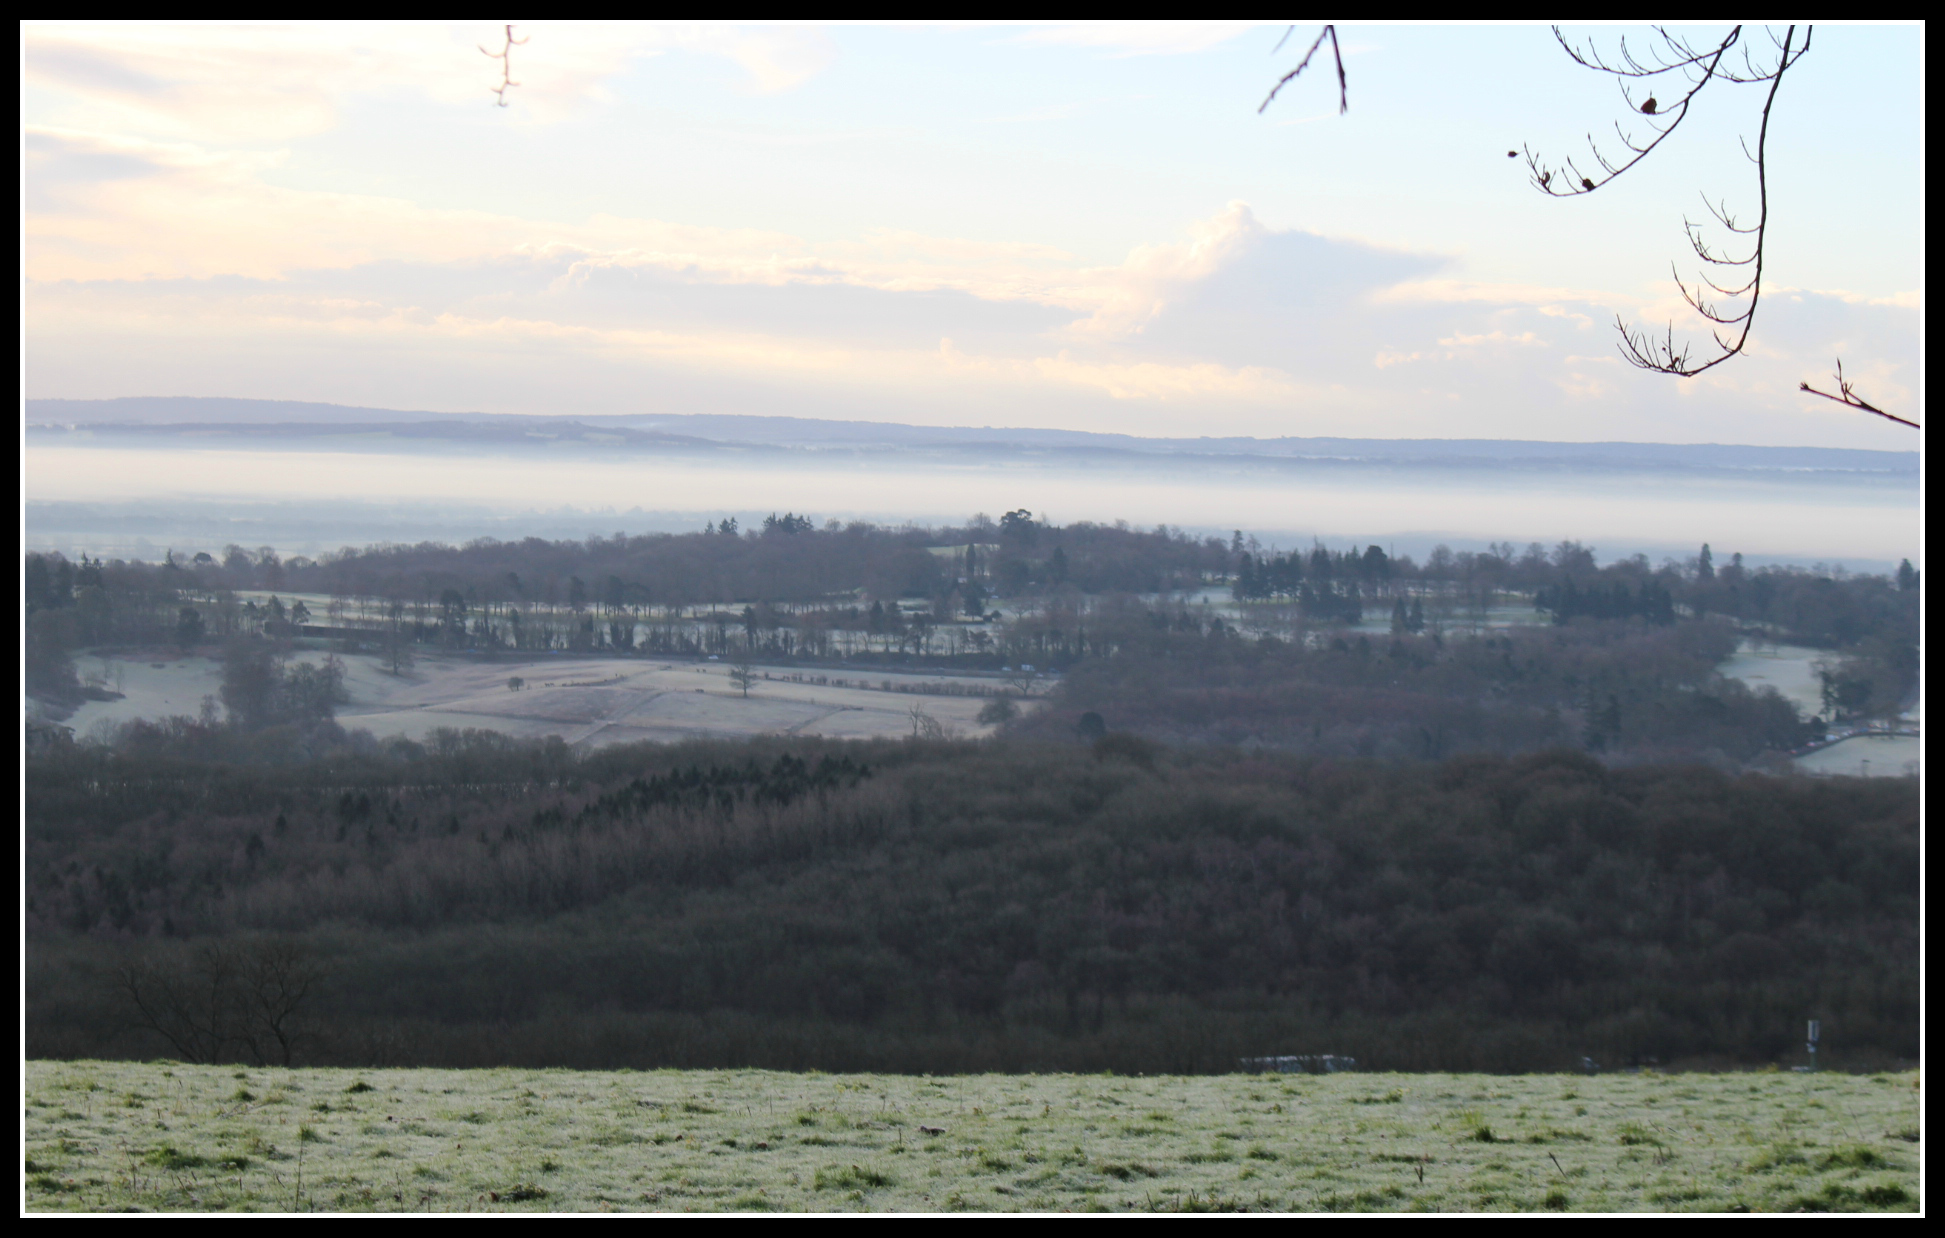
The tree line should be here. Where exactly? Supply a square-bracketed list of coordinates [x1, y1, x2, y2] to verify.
[1020, 611, 1826, 764]
[26, 732, 1915, 1073]
[27, 527, 1915, 660]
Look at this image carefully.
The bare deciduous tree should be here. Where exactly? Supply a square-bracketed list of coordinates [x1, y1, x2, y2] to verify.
[908, 700, 949, 740]
[728, 651, 757, 698]
[383, 598, 415, 677]
[117, 939, 329, 1066]
[117, 944, 238, 1065]
[234, 939, 329, 1066]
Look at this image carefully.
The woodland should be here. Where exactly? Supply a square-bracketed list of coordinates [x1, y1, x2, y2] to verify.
[26, 733, 1916, 1072]
[23, 521, 1920, 1073]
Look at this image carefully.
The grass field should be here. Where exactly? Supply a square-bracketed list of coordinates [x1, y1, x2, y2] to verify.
[53, 650, 1006, 749]
[24, 1063, 1919, 1213]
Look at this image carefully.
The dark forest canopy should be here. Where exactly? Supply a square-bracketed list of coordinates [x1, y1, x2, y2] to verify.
[26, 735, 1916, 1073]
[1021, 615, 1816, 763]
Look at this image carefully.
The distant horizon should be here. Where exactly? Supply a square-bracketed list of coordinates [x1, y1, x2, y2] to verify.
[23, 396, 1922, 460]
[26, 23, 1919, 450]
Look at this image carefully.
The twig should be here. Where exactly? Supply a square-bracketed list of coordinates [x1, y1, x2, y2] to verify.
[1524, 26, 1857, 394]
[1610, 26, 1804, 378]
[1524, 27, 1745, 198]
[1259, 25, 1347, 115]
[1800, 359, 1919, 429]
[480, 24, 529, 108]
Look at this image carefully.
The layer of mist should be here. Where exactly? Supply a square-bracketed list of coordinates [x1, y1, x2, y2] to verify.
[26, 450, 1916, 574]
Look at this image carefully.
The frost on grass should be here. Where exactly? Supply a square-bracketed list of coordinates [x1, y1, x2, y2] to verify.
[22, 1064, 1919, 1213]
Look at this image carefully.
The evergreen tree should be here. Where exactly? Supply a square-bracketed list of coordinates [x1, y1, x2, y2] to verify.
[1361, 544, 1390, 580]
[1232, 554, 1257, 602]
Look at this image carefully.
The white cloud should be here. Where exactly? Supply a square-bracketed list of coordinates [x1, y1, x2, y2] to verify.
[1436, 330, 1546, 350]
[939, 339, 1300, 402]
[1000, 22, 1263, 57]
[669, 24, 837, 94]
[22, 21, 834, 143]
[25, 173, 1922, 445]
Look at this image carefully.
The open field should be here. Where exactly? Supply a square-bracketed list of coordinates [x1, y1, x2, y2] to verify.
[1795, 735, 1922, 778]
[41, 634, 1916, 773]
[53, 651, 1006, 749]
[1718, 643, 1831, 719]
[1715, 642, 1921, 778]
[24, 1062, 1919, 1213]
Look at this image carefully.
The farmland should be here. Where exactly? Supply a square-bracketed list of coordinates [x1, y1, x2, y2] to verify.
[56, 650, 1010, 749]
[24, 1062, 1919, 1213]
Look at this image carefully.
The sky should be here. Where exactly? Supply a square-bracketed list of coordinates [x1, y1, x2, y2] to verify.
[22, 21, 1925, 447]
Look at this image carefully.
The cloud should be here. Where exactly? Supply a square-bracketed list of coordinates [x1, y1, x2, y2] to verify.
[25, 125, 1111, 302]
[25, 185, 1923, 445]
[669, 24, 837, 94]
[1000, 22, 1262, 57]
[25, 127, 551, 280]
[938, 340, 1300, 402]
[1090, 204, 1448, 369]
[1436, 330, 1546, 350]
[22, 21, 834, 143]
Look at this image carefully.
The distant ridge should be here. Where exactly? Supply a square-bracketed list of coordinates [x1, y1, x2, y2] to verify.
[27, 396, 1918, 474]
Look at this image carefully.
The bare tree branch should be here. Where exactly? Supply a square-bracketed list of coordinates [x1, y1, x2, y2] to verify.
[1800, 359, 1920, 429]
[1609, 25, 1800, 379]
[480, 23, 528, 108]
[1259, 25, 1347, 116]
[1522, 27, 1744, 199]
[1521, 25, 1877, 406]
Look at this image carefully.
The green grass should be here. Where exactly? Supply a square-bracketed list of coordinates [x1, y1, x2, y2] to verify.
[22, 1063, 1919, 1213]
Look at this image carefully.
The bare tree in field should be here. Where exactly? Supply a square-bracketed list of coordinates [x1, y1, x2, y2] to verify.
[908, 699, 950, 740]
[383, 597, 415, 677]
[234, 939, 329, 1066]
[117, 944, 238, 1064]
[728, 651, 757, 698]
[1003, 665, 1043, 699]
[117, 939, 329, 1066]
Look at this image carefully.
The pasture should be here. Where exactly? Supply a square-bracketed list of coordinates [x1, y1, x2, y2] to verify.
[24, 1062, 1919, 1213]
[1716, 642, 1832, 721]
[54, 651, 1008, 749]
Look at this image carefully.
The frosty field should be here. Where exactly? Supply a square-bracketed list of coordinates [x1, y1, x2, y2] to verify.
[54, 650, 1004, 749]
[24, 1062, 1920, 1213]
